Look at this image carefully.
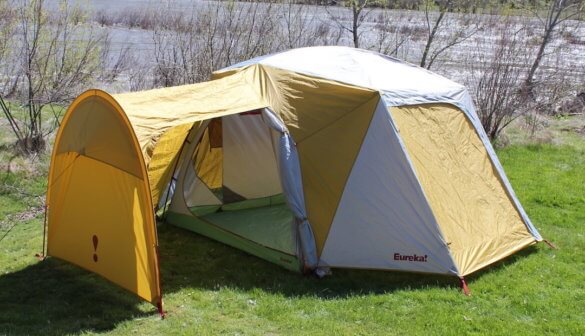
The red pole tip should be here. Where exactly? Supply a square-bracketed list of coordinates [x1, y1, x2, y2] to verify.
[459, 277, 471, 296]
[157, 301, 166, 319]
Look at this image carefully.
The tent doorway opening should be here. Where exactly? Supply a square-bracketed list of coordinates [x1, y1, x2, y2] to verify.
[166, 109, 304, 271]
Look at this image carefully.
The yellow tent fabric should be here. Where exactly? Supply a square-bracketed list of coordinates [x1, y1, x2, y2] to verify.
[47, 90, 161, 306]
[193, 124, 224, 190]
[390, 104, 537, 275]
[114, 69, 268, 206]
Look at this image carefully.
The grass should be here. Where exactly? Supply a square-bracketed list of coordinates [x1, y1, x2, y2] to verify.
[0, 117, 584, 335]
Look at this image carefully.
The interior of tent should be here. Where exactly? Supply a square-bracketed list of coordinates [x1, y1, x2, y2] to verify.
[166, 109, 303, 271]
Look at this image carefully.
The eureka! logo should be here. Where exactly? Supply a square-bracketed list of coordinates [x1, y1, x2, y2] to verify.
[394, 253, 428, 262]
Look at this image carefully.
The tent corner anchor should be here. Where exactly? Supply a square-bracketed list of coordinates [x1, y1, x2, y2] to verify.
[543, 239, 558, 250]
[459, 277, 471, 296]
[157, 300, 166, 319]
[34, 253, 46, 261]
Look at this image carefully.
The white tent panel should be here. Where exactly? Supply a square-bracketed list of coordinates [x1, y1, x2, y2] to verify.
[319, 101, 458, 275]
[221, 46, 464, 101]
[183, 162, 222, 207]
[223, 113, 283, 199]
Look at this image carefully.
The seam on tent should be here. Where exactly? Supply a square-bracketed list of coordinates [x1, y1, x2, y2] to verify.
[82, 153, 145, 180]
[318, 95, 381, 255]
[48, 152, 80, 185]
[386, 104, 460, 276]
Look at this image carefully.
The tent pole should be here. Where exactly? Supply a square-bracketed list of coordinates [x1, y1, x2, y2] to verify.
[35, 204, 48, 260]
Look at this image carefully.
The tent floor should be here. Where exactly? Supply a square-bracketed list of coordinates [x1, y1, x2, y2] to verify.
[166, 204, 302, 272]
[201, 204, 296, 255]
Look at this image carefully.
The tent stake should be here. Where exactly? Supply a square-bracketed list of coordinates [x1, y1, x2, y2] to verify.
[543, 239, 558, 250]
[35, 204, 48, 261]
[459, 277, 471, 296]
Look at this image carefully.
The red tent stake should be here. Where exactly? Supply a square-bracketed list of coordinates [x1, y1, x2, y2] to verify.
[459, 277, 471, 296]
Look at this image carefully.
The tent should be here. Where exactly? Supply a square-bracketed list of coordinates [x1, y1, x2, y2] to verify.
[45, 46, 543, 315]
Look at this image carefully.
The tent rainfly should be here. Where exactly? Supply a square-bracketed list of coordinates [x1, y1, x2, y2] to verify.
[44, 47, 544, 315]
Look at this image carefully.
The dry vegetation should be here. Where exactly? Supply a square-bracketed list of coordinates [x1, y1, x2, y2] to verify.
[0, 0, 584, 154]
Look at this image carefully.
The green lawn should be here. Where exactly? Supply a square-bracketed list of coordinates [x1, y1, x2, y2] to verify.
[0, 133, 583, 334]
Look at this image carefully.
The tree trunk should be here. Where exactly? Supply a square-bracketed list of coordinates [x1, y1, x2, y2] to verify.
[420, 11, 445, 69]
[352, 4, 359, 48]
[524, 27, 553, 95]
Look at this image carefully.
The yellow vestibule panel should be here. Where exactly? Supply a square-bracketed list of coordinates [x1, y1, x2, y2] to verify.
[390, 104, 535, 276]
[48, 155, 160, 303]
[47, 90, 161, 306]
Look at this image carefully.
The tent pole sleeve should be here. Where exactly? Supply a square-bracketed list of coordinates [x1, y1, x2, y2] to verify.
[278, 133, 318, 270]
[261, 108, 319, 270]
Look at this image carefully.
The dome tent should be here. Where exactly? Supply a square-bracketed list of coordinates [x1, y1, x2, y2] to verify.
[45, 47, 543, 314]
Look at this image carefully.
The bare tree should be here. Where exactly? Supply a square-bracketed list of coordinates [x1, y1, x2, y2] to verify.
[1, 0, 108, 154]
[466, 19, 532, 141]
[281, 1, 317, 48]
[327, 0, 372, 48]
[0, 1, 19, 133]
[0, 1, 16, 75]
[152, 1, 281, 87]
[523, 0, 585, 94]
[370, 7, 414, 57]
[419, 0, 479, 69]
[280, 0, 343, 49]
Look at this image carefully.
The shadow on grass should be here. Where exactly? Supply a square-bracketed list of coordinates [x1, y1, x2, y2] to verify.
[0, 258, 148, 335]
[0, 224, 539, 334]
[157, 224, 539, 299]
